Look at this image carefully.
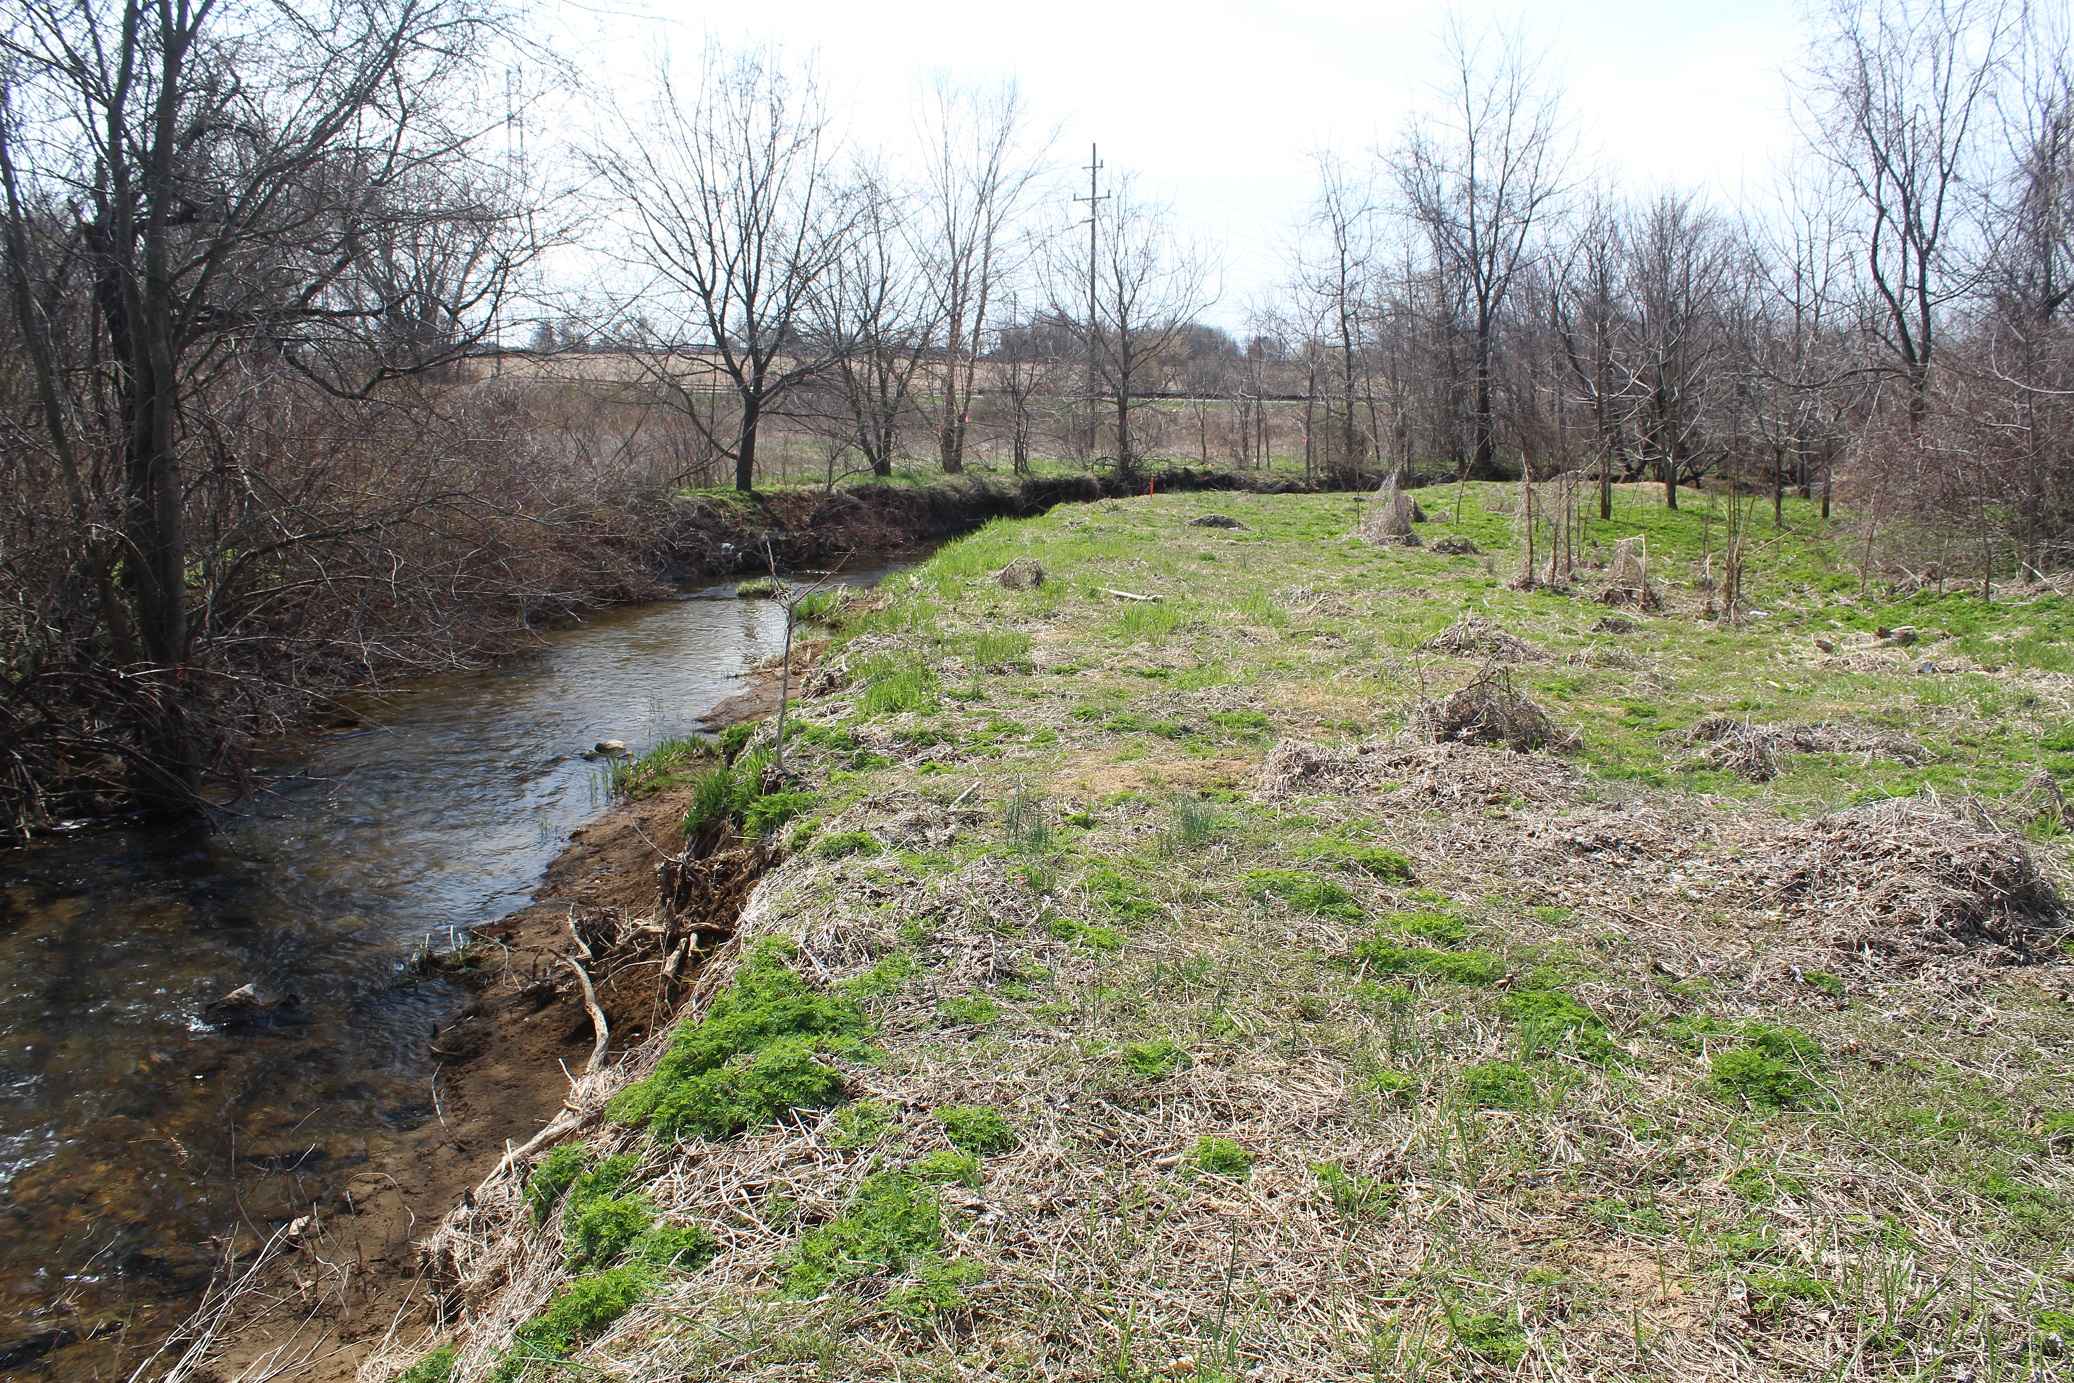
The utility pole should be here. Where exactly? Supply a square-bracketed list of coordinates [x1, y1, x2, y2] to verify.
[1073, 143, 1108, 462]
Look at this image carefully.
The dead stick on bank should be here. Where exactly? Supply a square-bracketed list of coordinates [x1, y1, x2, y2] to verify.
[559, 955, 609, 1075]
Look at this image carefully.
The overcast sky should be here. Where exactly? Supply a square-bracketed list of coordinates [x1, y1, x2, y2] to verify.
[547, 0, 1812, 325]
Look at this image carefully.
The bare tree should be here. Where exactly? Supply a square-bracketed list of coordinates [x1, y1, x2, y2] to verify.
[917, 75, 1048, 475]
[1298, 152, 1382, 485]
[0, 0, 525, 798]
[802, 172, 938, 478]
[1390, 16, 1570, 478]
[1622, 189, 1732, 508]
[600, 47, 856, 492]
[1048, 179, 1216, 478]
[1552, 193, 1631, 518]
[1805, 0, 2010, 417]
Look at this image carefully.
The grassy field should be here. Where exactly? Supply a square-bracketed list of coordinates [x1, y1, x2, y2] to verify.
[416, 485, 2074, 1383]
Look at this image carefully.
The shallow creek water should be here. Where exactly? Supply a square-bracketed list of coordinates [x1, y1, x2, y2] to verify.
[0, 561, 914, 1376]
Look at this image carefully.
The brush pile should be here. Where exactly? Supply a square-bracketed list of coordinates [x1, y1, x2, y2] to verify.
[1734, 797, 2064, 966]
[1420, 615, 1544, 663]
[1409, 669, 1572, 752]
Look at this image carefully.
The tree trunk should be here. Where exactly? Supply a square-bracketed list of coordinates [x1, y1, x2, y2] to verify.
[1472, 356, 1496, 479]
[736, 398, 761, 492]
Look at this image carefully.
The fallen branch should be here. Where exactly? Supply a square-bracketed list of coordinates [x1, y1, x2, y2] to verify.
[1100, 588, 1160, 602]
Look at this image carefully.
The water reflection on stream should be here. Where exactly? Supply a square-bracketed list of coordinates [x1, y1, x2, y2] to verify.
[0, 560, 913, 1376]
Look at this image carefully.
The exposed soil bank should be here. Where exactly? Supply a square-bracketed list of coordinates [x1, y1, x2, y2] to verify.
[659, 468, 1305, 580]
[189, 744, 768, 1381]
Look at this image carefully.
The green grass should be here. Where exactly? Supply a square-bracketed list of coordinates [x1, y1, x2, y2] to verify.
[1710, 1024, 1826, 1110]
[777, 1170, 979, 1314]
[933, 1104, 1017, 1155]
[1190, 1135, 1254, 1179]
[609, 939, 869, 1142]
[394, 1345, 455, 1383]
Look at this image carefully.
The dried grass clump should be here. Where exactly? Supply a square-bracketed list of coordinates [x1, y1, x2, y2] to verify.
[1790, 722, 1929, 766]
[1420, 615, 1544, 663]
[1409, 669, 1574, 753]
[1598, 536, 1662, 610]
[1353, 473, 1421, 546]
[1671, 714, 1790, 782]
[1429, 535, 1481, 555]
[1671, 716, 1931, 783]
[1737, 797, 2064, 967]
[1254, 736, 1579, 808]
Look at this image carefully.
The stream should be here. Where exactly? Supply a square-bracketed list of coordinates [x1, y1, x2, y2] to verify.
[0, 558, 918, 1378]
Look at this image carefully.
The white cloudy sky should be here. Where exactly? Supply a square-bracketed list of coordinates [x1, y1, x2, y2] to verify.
[544, 0, 1812, 324]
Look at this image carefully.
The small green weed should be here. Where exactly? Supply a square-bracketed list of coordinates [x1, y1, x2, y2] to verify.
[1084, 864, 1160, 923]
[1802, 969, 1845, 998]
[1710, 1024, 1825, 1110]
[1299, 840, 1416, 881]
[563, 1193, 654, 1270]
[1244, 870, 1362, 922]
[1121, 1039, 1191, 1079]
[838, 950, 916, 998]
[523, 1143, 592, 1225]
[1362, 1068, 1418, 1101]
[778, 1171, 978, 1315]
[1312, 1160, 1396, 1218]
[1382, 910, 1467, 945]
[1208, 708, 1274, 736]
[1049, 916, 1122, 949]
[1461, 1061, 1540, 1110]
[1589, 1197, 1669, 1234]
[1448, 1307, 1527, 1366]
[495, 1265, 655, 1382]
[744, 789, 815, 838]
[909, 1149, 983, 1187]
[1725, 1165, 1805, 1204]
[1355, 939, 1505, 984]
[813, 829, 879, 859]
[829, 1099, 894, 1149]
[934, 1104, 1017, 1155]
[1192, 1135, 1254, 1179]
[1501, 987, 1615, 1063]
[1744, 1268, 1839, 1316]
[937, 996, 1000, 1027]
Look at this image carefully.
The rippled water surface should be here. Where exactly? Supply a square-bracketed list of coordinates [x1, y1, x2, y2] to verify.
[0, 563, 912, 1376]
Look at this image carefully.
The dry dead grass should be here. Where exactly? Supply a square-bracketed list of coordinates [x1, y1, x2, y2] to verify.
[373, 490, 2074, 1383]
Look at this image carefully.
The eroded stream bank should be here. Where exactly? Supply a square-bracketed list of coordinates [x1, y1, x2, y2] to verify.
[0, 561, 915, 1381]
